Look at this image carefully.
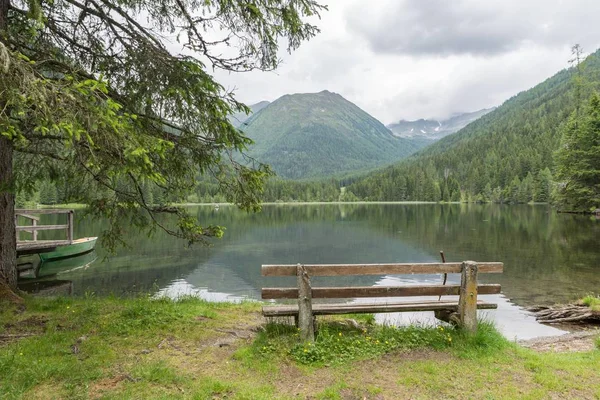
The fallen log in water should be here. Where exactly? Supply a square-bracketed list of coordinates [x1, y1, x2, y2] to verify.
[526, 304, 600, 324]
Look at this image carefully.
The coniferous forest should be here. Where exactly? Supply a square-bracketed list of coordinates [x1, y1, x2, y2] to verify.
[17, 48, 600, 212]
[346, 48, 600, 209]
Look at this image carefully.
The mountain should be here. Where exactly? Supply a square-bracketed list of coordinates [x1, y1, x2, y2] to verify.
[348, 49, 600, 202]
[228, 101, 270, 127]
[239, 90, 425, 179]
[387, 108, 495, 140]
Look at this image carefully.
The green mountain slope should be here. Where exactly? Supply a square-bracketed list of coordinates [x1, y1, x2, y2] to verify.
[348, 49, 600, 202]
[240, 90, 424, 179]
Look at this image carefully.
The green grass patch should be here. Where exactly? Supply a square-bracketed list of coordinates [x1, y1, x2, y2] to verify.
[2, 296, 599, 399]
[251, 319, 510, 366]
[0, 295, 259, 399]
[581, 294, 600, 311]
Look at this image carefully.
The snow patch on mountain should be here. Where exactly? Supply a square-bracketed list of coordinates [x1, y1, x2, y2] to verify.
[386, 108, 495, 140]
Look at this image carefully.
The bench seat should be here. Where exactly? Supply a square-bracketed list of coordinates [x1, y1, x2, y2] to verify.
[261, 261, 503, 338]
[263, 300, 498, 317]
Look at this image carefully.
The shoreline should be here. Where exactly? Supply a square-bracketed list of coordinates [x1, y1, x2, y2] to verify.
[29, 201, 559, 208]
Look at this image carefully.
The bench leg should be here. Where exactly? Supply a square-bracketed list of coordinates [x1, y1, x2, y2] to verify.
[458, 261, 478, 333]
[297, 264, 315, 342]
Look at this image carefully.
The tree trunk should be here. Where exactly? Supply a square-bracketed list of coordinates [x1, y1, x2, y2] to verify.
[1, 1, 24, 301]
[0, 0, 8, 32]
[0, 136, 17, 292]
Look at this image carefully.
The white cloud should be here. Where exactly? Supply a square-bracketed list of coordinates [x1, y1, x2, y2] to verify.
[213, 0, 600, 123]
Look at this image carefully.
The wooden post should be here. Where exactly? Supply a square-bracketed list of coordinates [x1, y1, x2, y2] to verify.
[458, 261, 478, 333]
[297, 263, 314, 342]
[32, 219, 38, 241]
[14, 214, 19, 242]
[67, 211, 74, 243]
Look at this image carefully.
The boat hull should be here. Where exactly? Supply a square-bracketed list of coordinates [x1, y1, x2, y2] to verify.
[39, 237, 98, 262]
[38, 251, 98, 277]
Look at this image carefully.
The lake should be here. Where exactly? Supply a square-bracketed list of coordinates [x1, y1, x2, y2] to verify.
[19, 203, 600, 339]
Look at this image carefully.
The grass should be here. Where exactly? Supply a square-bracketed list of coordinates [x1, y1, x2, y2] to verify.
[1, 295, 599, 399]
[253, 320, 508, 366]
[581, 294, 600, 311]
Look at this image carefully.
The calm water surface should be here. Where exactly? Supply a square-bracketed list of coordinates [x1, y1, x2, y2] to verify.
[21, 204, 600, 339]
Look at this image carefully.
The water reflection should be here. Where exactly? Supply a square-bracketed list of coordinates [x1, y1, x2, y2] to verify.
[365, 276, 565, 340]
[19, 204, 599, 339]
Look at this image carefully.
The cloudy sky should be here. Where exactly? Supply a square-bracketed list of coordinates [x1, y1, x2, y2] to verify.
[211, 0, 600, 124]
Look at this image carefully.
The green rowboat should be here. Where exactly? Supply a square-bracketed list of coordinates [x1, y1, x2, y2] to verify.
[38, 237, 98, 262]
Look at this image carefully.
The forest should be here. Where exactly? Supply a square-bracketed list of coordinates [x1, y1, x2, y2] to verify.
[17, 49, 600, 211]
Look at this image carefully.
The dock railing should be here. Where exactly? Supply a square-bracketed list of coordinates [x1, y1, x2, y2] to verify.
[15, 209, 75, 255]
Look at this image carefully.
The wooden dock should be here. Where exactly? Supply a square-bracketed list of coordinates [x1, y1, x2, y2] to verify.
[16, 209, 74, 257]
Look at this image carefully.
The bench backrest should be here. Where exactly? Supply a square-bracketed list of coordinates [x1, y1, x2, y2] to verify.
[261, 262, 503, 300]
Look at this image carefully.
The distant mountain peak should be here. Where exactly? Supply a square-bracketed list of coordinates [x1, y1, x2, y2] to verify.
[387, 108, 495, 140]
[237, 91, 427, 179]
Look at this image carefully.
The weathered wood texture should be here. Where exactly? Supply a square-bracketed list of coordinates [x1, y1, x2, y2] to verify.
[263, 300, 497, 317]
[16, 240, 70, 256]
[67, 211, 74, 242]
[261, 260, 501, 335]
[262, 284, 501, 299]
[15, 210, 75, 256]
[296, 264, 314, 342]
[262, 262, 503, 277]
[14, 209, 74, 214]
[458, 261, 478, 332]
[16, 224, 70, 232]
[526, 304, 600, 324]
[15, 213, 40, 221]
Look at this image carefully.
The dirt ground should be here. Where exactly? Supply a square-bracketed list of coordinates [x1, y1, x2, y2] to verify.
[519, 329, 600, 352]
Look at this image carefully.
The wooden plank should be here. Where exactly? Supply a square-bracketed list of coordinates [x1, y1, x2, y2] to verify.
[262, 284, 501, 299]
[15, 209, 74, 214]
[17, 263, 35, 272]
[67, 211, 74, 243]
[263, 300, 498, 317]
[15, 213, 41, 221]
[297, 264, 314, 342]
[459, 261, 478, 333]
[261, 262, 503, 276]
[16, 240, 71, 255]
[16, 224, 69, 232]
[16, 240, 71, 248]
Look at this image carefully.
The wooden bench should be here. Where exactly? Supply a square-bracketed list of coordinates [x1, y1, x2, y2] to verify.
[261, 261, 503, 341]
